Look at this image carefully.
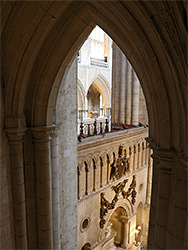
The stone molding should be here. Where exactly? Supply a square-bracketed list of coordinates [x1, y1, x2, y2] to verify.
[145, 137, 186, 172]
[31, 125, 55, 142]
[5, 127, 27, 143]
[78, 127, 148, 151]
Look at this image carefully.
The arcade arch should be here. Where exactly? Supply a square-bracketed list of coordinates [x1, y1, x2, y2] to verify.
[1, 1, 187, 250]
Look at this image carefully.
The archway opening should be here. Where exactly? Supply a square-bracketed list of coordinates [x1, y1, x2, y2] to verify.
[109, 207, 127, 247]
[87, 84, 101, 117]
[81, 242, 91, 250]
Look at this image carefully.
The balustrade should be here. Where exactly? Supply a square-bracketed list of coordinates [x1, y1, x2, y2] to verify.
[77, 127, 150, 200]
[78, 117, 110, 137]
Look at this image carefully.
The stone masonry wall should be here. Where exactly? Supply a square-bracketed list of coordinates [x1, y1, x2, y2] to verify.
[55, 56, 78, 250]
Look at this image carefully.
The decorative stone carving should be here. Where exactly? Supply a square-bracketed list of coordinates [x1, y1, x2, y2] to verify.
[110, 145, 129, 181]
[99, 175, 137, 228]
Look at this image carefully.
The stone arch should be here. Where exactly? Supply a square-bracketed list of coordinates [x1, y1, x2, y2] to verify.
[98, 198, 133, 242]
[77, 79, 86, 110]
[3, 2, 186, 152]
[2, 2, 187, 249]
[87, 74, 111, 110]
[81, 242, 91, 250]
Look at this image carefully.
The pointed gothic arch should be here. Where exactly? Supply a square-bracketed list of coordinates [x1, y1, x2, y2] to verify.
[87, 74, 111, 113]
[77, 79, 86, 110]
[2, 2, 187, 250]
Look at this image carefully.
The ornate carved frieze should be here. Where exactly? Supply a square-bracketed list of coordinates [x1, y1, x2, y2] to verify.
[99, 175, 137, 229]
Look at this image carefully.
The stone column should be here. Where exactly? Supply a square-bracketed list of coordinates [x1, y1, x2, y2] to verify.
[133, 145, 137, 171]
[111, 43, 121, 123]
[120, 54, 126, 123]
[126, 61, 132, 125]
[137, 143, 141, 169]
[85, 163, 89, 195]
[5, 127, 28, 249]
[147, 138, 187, 249]
[146, 149, 153, 204]
[100, 94, 103, 117]
[141, 142, 145, 167]
[51, 126, 60, 250]
[128, 146, 133, 173]
[100, 158, 103, 188]
[32, 126, 54, 249]
[85, 95, 88, 118]
[121, 216, 129, 249]
[106, 156, 110, 184]
[111, 43, 147, 125]
[77, 167, 81, 199]
[131, 72, 140, 125]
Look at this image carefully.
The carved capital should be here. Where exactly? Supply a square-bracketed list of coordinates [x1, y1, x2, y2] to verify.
[120, 216, 129, 223]
[50, 123, 61, 138]
[32, 125, 55, 142]
[5, 127, 27, 144]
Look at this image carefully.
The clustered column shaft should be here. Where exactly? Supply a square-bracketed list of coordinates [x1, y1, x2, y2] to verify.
[6, 128, 28, 249]
[32, 126, 54, 249]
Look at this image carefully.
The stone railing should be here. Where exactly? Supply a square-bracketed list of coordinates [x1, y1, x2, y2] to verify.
[90, 58, 109, 68]
[78, 117, 111, 136]
[77, 127, 150, 200]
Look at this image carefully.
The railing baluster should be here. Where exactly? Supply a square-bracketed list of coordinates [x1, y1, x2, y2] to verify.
[94, 119, 97, 135]
[105, 118, 109, 133]
[80, 121, 84, 136]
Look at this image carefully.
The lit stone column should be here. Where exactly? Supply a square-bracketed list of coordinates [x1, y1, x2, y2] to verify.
[128, 146, 133, 173]
[137, 144, 141, 169]
[133, 145, 137, 171]
[132, 72, 140, 125]
[95, 159, 100, 189]
[87, 164, 93, 194]
[126, 62, 132, 125]
[102, 158, 107, 186]
[106, 156, 110, 184]
[111, 43, 121, 123]
[51, 126, 60, 250]
[32, 126, 54, 249]
[147, 154, 160, 249]
[85, 96, 88, 118]
[120, 55, 126, 123]
[5, 127, 28, 249]
[146, 149, 153, 204]
[121, 216, 129, 249]
[141, 142, 145, 166]
[100, 94, 103, 117]
[77, 167, 81, 199]
[79, 165, 86, 198]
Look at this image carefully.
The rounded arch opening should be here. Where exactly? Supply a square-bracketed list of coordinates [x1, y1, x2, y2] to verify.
[109, 206, 128, 246]
[81, 242, 91, 250]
